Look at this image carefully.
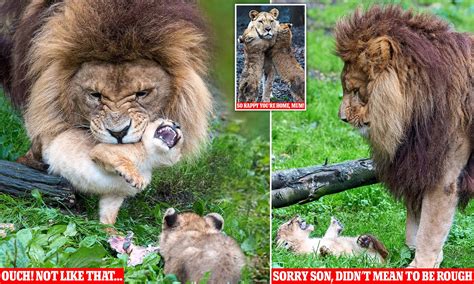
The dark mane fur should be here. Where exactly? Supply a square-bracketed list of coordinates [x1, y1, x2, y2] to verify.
[335, 6, 473, 209]
[0, 0, 209, 109]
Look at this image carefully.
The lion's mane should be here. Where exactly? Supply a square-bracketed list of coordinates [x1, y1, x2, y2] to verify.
[0, 0, 211, 155]
[335, 6, 473, 209]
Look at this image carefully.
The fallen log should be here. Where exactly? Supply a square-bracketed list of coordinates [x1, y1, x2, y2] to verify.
[272, 158, 378, 208]
[0, 160, 76, 208]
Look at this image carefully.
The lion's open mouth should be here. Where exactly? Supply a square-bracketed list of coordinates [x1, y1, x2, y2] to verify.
[155, 125, 180, 148]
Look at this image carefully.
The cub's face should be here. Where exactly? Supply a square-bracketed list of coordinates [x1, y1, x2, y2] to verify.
[338, 63, 370, 133]
[249, 8, 279, 39]
[276, 216, 314, 247]
[70, 59, 172, 144]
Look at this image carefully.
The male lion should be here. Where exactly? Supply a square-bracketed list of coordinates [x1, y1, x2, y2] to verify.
[237, 8, 280, 102]
[0, 0, 212, 224]
[276, 216, 388, 263]
[335, 6, 473, 267]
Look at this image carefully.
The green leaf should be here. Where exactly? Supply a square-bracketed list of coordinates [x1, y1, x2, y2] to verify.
[48, 225, 67, 236]
[64, 244, 106, 268]
[29, 244, 46, 263]
[79, 235, 99, 248]
[64, 223, 77, 237]
[240, 237, 256, 253]
[48, 236, 68, 251]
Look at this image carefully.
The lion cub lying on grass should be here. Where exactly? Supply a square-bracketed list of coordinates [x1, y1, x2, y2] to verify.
[43, 119, 183, 224]
[160, 208, 245, 284]
[276, 216, 388, 263]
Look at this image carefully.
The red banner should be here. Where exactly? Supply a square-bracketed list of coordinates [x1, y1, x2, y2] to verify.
[272, 268, 474, 283]
[236, 102, 305, 110]
[0, 268, 124, 283]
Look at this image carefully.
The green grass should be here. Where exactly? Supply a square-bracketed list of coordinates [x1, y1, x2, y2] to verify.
[272, 1, 474, 268]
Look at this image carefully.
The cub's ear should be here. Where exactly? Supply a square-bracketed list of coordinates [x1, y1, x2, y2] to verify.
[361, 36, 399, 77]
[287, 23, 293, 29]
[205, 213, 224, 231]
[249, 10, 259, 21]
[163, 208, 178, 228]
[270, 8, 279, 19]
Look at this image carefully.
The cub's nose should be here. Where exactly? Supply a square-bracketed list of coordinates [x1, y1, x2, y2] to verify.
[107, 124, 131, 144]
[265, 26, 272, 32]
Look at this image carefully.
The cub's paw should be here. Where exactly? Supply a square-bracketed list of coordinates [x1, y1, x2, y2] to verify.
[319, 245, 331, 257]
[357, 235, 374, 249]
[330, 216, 344, 234]
[116, 168, 147, 191]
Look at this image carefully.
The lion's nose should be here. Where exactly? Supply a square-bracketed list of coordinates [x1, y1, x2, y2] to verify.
[107, 124, 131, 144]
[265, 26, 272, 32]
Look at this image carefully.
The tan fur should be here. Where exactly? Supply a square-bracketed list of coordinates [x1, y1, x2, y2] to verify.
[159, 208, 245, 284]
[43, 119, 183, 224]
[237, 9, 280, 102]
[270, 23, 305, 102]
[276, 216, 387, 263]
[5, 1, 212, 225]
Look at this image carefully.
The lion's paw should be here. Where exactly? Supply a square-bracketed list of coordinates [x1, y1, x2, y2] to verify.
[357, 235, 374, 249]
[116, 168, 147, 190]
[319, 245, 331, 257]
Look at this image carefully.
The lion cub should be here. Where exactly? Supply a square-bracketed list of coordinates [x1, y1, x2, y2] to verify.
[270, 23, 305, 102]
[159, 208, 245, 284]
[43, 119, 183, 224]
[276, 216, 388, 262]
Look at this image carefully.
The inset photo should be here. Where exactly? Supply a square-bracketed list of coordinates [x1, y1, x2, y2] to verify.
[235, 4, 306, 111]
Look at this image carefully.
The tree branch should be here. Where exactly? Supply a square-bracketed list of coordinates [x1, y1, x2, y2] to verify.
[0, 160, 76, 208]
[272, 158, 378, 208]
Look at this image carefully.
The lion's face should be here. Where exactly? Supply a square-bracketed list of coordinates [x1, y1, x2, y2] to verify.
[276, 216, 314, 248]
[338, 63, 371, 134]
[69, 59, 171, 144]
[249, 8, 279, 40]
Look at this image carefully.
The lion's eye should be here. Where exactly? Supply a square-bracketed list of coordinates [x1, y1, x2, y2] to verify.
[259, 20, 263, 23]
[135, 91, 148, 98]
[270, 20, 274, 23]
[89, 92, 102, 100]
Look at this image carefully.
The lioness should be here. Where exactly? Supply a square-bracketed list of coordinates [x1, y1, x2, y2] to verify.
[159, 208, 245, 284]
[276, 216, 388, 263]
[44, 119, 183, 224]
[237, 8, 280, 102]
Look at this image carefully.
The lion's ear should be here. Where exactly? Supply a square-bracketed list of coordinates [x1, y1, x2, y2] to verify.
[205, 213, 224, 231]
[270, 8, 279, 19]
[362, 36, 399, 77]
[249, 10, 259, 20]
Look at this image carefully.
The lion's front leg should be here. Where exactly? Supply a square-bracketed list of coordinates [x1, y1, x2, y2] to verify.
[405, 205, 420, 250]
[99, 194, 126, 225]
[409, 183, 458, 268]
[90, 144, 148, 190]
